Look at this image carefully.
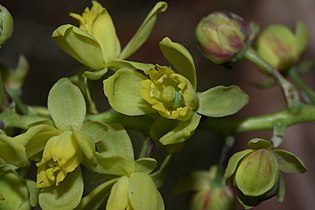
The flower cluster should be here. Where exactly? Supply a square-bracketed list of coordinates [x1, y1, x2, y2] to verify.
[0, 1, 309, 210]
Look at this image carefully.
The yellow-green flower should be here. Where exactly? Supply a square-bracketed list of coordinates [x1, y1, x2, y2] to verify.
[76, 125, 167, 210]
[52, 1, 167, 79]
[139, 65, 198, 121]
[36, 131, 82, 188]
[104, 37, 249, 145]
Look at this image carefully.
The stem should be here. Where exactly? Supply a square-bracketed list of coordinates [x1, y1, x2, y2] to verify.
[199, 105, 315, 134]
[288, 67, 315, 105]
[244, 48, 274, 74]
[244, 48, 301, 111]
[0, 73, 7, 112]
[138, 136, 155, 158]
[78, 74, 98, 114]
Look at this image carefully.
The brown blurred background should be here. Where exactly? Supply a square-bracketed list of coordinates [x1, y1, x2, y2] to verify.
[1, 0, 315, 209]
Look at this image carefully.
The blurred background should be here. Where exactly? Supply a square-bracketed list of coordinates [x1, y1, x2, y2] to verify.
[1, 0, 315, 209]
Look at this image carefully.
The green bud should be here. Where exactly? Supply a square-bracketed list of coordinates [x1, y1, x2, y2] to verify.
[255, 21, 309, 70]
[195, 11, 249, 64]
[0, 4, 13, 46]
[225, 138, 307, 209]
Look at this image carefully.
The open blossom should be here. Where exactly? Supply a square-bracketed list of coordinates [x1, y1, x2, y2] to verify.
[36, 131, 83, 188]
[104, 37, 248, 145]
[139, 65, 198, 121]
[52, 1, 167, 79]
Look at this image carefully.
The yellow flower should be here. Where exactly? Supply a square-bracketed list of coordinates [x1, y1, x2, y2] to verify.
[36, 131, 82, 188]
[139, 65, 198, 121]
[70, 0, 121, 64]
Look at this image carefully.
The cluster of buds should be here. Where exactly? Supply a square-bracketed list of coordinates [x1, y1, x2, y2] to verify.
[196, 10, 309, 72]
[225, 138, 306, 208]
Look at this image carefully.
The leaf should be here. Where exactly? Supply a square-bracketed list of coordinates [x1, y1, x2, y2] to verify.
[224, 149, 253, 180]
[52, 25, 104, 69]
[128, 172, 164, 210]
[197, 86, 249, 117]
[103, 68, 155, 116]
[119, 2, 168, 59]
[273, 149, 307, 173]
[135, 158, 157, 174]
[48, 78, 86, 131]
[38, 166, 84, 210]
[77, 179, 117, 210]
[159, 37, 197, 90]
[151, 113, 201, 145]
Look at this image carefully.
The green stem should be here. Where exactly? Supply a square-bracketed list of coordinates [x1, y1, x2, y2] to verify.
[244, 48, 274, 74]
[199, 105, 315, 134]
[0, 73, 7, 112]
[244, 48, 301, 111]
[288, 67, 315, 105]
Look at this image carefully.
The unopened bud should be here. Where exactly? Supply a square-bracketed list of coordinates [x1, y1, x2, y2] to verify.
[0, 4, 13, 46]
[196, 11, 250, 64]
[255, 22, 309, 70]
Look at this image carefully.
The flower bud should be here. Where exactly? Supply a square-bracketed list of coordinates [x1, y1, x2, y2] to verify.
[234, 149, 280, 207]
[195, 11, 249, 64]
[255, 21, 309, 70]
[175, 167, 235, 210]
[190, 185, 235, 210]
[0, 4, 13, 46]
[225, 138, 307, 208]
